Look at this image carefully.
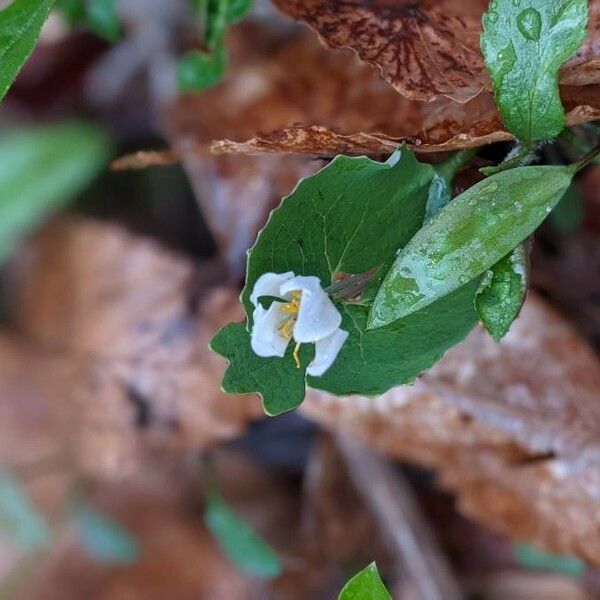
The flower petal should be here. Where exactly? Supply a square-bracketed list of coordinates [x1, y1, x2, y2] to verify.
[307, 328, 349, 377]
[250, 303, 289, 357]
[280, 275, 341, 343]
[250, 272, 295, 307]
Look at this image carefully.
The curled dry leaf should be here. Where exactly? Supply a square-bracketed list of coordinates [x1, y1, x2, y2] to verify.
[272, 0, 600, 102]
[167, 25, 600, 158]
[302, 293, 600, 564]
[6, 217, 260, 479]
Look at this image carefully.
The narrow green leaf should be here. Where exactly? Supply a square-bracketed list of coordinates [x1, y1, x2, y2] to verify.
[481, 0, 588, 142]
[338, 563, 391, 600]
[0, 0, 56, 102]
[177, 41, 226, 92]
[0, 472, 50, 550]
[210, 323, 314, 415]
[204, 492, 282, 579]
[86, 0, 121, 43]
[0, 122, 111, 265]
[369, 165, 574, 329]
[74, 506, 139, 565]
[514, 543, 586, 577]
[476, 242, 530, 341]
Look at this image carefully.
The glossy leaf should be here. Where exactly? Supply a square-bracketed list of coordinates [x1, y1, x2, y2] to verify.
[481, 0, 588, 142]
[514, 542, 586, 577]
[369, 164, 575, 329]
[0, 472, 50, 550]
[210, 323, 314, 415]
[204, 491, 282, 579]
[74, 506, 139, 565]
[476, 242, 530, 341]
[86, 0, 121, 43]
[0, 122, 111, 266]
[338, 563, 391, 600]
[0, 0, 56, 102]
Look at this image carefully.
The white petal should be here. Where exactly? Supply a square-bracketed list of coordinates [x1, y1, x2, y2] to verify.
[307, 328, 349, 377]
[280, 275, 341, 343]
[250, 272, 294, 307]
[250, 304, 289, 358]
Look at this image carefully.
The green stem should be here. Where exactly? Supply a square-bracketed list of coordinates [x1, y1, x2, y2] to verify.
[434, 149, 477, 181]
[570, 142, 600, 173]
[480, 143, 538, 176]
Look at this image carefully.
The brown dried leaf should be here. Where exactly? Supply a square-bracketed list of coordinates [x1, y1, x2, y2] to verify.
[302, 293, 600, 564]
[167, 26, 600, 158]
[6, 218, 259, 479]
[272, 0, 600, 102]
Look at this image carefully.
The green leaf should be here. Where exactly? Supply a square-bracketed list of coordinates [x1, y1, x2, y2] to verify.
[476, 242, 530, 341]
[204, 491, 282, 579]
[86, 0, 121, 43]
[481, 0, 588, 142]
[177, 41, 226, 92]
[338, 563, 391, 600]
[309, 280, 479, 396]
[242, 149, 435, 323]
[0, 121, 111, 266]
[0, 472, 50, 550]
[210, 323, 314, 415]
[74, 506, 139, 565]
[369, 164, 575, 329]
[0, 0, 56, 102]
[514, 543, 586, 577]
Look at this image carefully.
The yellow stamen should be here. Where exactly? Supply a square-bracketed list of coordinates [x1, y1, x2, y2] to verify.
[293, 342, 302, 369]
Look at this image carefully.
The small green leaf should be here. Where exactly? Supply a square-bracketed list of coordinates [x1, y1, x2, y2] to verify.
[0, 0, 56, 102]
[86, 0, 121, 43]
[369, 164, 574, 329]
[481, 0, 588, 142]
[210, 323, 314, 415]
[338, 563, 391, 600]
[204, 492, 282, 579]
[74, 506, 139, 565]
[0, 122, 111, 266]
[514, 543, 586, 577]
[0, 472, 50, 550]
[177, 41, 226, 92]
[476, 242, 530, 341]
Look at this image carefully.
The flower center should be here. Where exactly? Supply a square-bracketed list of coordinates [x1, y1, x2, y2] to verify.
[277, 290, 302, 369]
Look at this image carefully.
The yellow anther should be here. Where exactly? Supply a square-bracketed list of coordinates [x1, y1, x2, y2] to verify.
[293, 342, 302, 369]
[277, 316, 294, 341]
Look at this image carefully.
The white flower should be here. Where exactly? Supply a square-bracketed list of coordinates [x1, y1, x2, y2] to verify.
[250, 272, 348, 377]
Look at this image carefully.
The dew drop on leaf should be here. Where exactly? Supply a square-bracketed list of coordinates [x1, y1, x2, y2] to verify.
[517, 8, 542, 42]
[487, 11, 499, 24]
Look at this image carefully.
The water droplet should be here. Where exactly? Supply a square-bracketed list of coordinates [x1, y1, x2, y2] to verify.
[487, 10, 498, 24]
[481, 182, 499, 195]
[517, 8, 542, 42]
[496, 41, 517, 77]
[512, 0, 521, 5]
[459, 275, 470, 284]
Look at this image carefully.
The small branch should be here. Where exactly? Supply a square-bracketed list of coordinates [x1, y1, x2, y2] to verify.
[336, 435, 462, 600]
